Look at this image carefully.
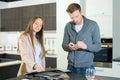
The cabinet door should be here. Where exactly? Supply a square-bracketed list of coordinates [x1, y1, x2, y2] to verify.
[113, 62, 120, 78]
[0, 64, 20, 80]
[95, 67, 113, 77]
[42, 3, 56, 30]
[45, 57, 57, 68]
[1, 3, 56, 31]
[86, 0, 112, 38]
[1, 8, 22, 31]
[0, 9, 1, 31]
[22, 5, 44, 31]
[42, 3, 56, 17]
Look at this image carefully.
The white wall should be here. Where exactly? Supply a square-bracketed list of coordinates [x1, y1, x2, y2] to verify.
[0, 31, 56, 52]
[86, 0, 112, 38]
[56, 0, 80, 69]
[0, 0, 56, 52]
[0, 32, 21, 51]
[8, 0, 56, 8]
[0, 0, 56, 9]
[113, 0, 120, 58]
[0, 2, 8, 9]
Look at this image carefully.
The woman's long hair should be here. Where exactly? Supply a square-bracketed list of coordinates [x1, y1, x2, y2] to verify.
[22, 16, 46, 58]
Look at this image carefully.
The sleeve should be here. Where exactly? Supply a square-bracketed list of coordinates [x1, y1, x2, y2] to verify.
[86, 22, 101, 52]
[42, 57, 46, 69]
[18, 35, 35, 70]
[62, 24, 71, 52]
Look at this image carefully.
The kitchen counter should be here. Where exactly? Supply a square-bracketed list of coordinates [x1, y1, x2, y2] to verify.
[0, 60, 21, 67]
[0, 53, 21, 80]
[0, 51, 56, 68]
[113, 57, 120, 62]
[0, 51, 18, 55]
[0, 50, 57, 57]
[7, 71, 120, 80]
[0, 52, 21, 67]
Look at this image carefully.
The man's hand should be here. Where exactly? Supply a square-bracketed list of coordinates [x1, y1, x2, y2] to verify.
[76, 41, 87, 49]
[68, 42, 78, 50]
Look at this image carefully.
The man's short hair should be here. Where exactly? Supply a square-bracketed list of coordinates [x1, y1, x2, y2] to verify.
[66, 3, 81, 13]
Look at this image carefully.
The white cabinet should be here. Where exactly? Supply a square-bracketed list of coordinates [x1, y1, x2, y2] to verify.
[86, 0, 113, 38]
[112, 62, 120, 78]
[95, 61, 120, 78]
[86, 0, 112, 16]
[95, 67, 113, 77]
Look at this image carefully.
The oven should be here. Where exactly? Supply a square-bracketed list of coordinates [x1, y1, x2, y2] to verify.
[94, 38, 112, 68]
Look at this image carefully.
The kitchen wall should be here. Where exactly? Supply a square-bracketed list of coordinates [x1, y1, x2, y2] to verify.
[0, 31, 56, 54]
[56, 0, 80, 69]
[1, 0, 119, 70]
[0, 0, 56, 30]
[0, 32, 20, 46]
[56, 0, 115, 69]
[86, 0, 112, 38]
[0, 2, 7, 9]
[113, 0, 120, 58]
[0, 0, 86, 70]
[0, 0, 56, 53]
[0, 0, 56, 9]
[0, 32, 20, 51]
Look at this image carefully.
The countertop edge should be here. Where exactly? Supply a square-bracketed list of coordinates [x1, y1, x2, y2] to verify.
[0, 60, 21, 67]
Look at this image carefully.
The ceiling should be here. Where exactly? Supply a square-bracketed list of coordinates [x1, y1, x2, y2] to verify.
[0, 0, 21, 2]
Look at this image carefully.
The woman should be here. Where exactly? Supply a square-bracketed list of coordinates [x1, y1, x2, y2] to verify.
[17, 16, 46, 77]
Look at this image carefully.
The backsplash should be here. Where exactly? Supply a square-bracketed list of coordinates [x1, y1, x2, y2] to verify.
[0, 31, 56, 54]
[0, 32, 20, 51]
[44, 31, 56, 54]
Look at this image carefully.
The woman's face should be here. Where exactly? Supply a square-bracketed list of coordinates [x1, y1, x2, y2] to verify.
[33, 18, 43, 33]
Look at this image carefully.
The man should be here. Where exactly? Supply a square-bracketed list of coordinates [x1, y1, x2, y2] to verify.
[62, 3, 101, 74]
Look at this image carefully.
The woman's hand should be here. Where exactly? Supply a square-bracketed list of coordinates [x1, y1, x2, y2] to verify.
[34, 64, 44, 72]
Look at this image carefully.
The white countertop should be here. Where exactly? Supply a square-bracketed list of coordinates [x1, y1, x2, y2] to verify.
[0, 50, 57, 57]
[0, 50, 18, 55]
[0, 51, 57, 67]
[0, 60, 21, 67]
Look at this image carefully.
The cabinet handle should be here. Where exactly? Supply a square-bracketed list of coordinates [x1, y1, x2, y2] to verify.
[96, 69, 104, 72]
[117, 63, 120, 66]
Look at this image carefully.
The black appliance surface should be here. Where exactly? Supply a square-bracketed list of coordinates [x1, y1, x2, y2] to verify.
[94, 38, 112, 68]
[94, 48, 112, 62]
[94, 38, 112, 62]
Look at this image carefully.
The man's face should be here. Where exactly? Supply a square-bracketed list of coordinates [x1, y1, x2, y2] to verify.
[68, 10, 82, 25]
